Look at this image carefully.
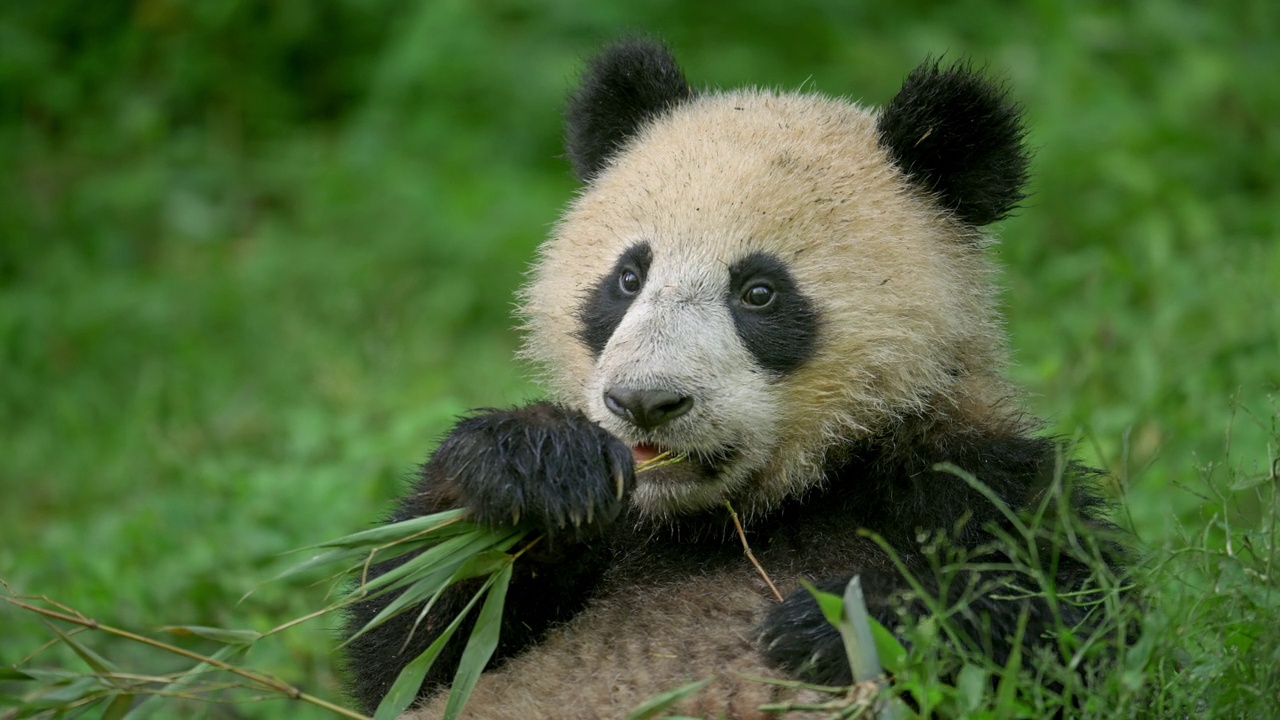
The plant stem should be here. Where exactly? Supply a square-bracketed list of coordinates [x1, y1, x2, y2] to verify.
[724, 501, 784, 602]
[2, 594, 371, 720]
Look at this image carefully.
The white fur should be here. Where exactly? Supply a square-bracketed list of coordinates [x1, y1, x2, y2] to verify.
[520, 88, 1011, 519]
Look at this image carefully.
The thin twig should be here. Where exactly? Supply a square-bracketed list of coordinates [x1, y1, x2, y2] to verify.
[2, 594, 370, 720]
[265, 605, 336, 637]
[724, 501, 784, 602]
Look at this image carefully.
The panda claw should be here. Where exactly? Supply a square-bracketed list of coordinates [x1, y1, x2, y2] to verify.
[511, 507, 521, 526]
[613, 465, 626, 502]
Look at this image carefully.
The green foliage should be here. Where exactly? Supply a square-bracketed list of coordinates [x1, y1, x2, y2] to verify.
[1, 1, 1276, 717]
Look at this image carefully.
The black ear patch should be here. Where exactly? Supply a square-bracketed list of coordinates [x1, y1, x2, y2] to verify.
[876, 59, 1030, 227]
[565, 39, 693, 182]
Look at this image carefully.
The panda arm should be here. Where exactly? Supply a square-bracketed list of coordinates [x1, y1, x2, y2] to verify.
[760, 425, 1113, 685]
[342, 402, 633, 713]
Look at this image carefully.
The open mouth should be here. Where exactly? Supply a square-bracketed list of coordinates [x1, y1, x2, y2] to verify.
[630, 443, 738, 480]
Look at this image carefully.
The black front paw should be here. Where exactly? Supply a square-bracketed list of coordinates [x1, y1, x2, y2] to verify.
[759, 577, 854, 686]
[759, 570, 912, 686]
[426, 403, 635, 538]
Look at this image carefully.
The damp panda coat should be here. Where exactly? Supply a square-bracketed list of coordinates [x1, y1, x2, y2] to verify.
[344, 41, 1113, 719]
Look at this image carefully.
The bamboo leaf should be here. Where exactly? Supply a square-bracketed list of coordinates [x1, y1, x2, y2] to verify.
[101, 693, 135, 720]
[24, 677, 104, 707]
[162, 625, 262, 645]
[840, 575, 883, 684]
[308, 510, 471, 550]
[442, 562, 513, 720]
[357, 529, 515, 597]
[800, 579, 845, 627]
[626, 677, 714, 720]
[124, 645, 246, 720]
[870, 621, 908, 675]
[263, 547, 365, 586]
[352, 543, 522, 644]
[43, 622, 119, 677]
[373, 572, 501, 720]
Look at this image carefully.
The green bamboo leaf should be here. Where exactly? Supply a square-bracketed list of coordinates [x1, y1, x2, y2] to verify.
[373, 572, 502, 720]
[839, 575, 882, 683]
[308, 510, 471, 550]
[263, 547, 365, 586]
[43, 622, 119, 677]
[441, 562, 513, 720]
[124, 645, 246, 720]
[626, 677, 714, 720]
[345, 567, 457, 646]
[0, 668, 35, 681]
[25, 676, 103, 706]
[357, 529, 512, 597]
[2, 668, 80, 683]
[353, 543, 522, 643]
[870, 621, 907, 675]
[162, 625, 262, 645]
[101, 693, 135, 720]
[450, 546, 521, 580]
[800, 579, 845, 627]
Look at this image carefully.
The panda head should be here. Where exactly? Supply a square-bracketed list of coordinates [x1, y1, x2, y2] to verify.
[520, 40, 1031, 519]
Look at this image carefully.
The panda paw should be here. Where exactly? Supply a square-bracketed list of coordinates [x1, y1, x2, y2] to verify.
[425, 402, 636, 539]
[758, 571, 908, 686]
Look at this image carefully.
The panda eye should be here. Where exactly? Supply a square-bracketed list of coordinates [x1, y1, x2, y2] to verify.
[618, 268, 642, 295]
[742, 283, 775, 308]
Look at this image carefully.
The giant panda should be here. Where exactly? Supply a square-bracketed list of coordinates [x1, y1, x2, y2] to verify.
[343, 40, 1117, 719]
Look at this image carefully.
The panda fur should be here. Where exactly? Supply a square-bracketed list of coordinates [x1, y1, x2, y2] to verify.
[343, 40, 1116, 719]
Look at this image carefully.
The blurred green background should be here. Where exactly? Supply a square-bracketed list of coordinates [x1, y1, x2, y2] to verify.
[1, 0, 1276, 715]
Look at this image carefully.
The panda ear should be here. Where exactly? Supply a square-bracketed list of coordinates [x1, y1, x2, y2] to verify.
[565, 39, 693, 183]
[876, 59, 1031, 227]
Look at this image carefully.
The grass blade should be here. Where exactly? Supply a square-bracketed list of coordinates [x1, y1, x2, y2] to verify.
[840, 575, 883, 683]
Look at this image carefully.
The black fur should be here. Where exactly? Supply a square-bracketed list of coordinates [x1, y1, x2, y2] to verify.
[345, 404, 1118, 711]
[342, 403, 632, 713]
[757, 416, 1116, 684]
[876, 59, 1030, 227]
[726, 252, 821, 375]
[564, 39, 693, 182]
[575, 241, 653, 357]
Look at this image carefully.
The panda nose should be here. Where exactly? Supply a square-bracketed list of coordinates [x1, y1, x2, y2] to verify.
[603, 387, 693, 430]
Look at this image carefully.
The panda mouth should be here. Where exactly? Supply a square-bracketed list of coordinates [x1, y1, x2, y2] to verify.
[631, 443, 737, 481]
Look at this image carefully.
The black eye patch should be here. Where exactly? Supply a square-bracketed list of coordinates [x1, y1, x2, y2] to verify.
[575, 242, 653, 357]
[726, 252, 819, 375]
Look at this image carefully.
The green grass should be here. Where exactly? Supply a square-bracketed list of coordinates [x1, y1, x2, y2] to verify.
[1, 1, 1277, 717]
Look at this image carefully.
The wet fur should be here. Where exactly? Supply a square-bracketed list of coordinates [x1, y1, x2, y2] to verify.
[342, 40, 1119, 718]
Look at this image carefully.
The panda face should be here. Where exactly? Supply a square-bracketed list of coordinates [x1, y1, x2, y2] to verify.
[571, 238, 819, 515]
[521, 89, 1007, 517]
